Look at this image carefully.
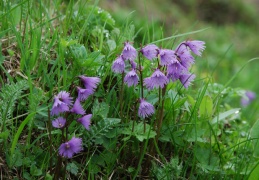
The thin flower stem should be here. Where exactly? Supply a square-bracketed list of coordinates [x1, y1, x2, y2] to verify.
[138, 51, 146, 132]
[156, 86, 167, 141]
[47, 107, 53, 174]
[138, 51, 144, 99]
[120, 72, 125, 121]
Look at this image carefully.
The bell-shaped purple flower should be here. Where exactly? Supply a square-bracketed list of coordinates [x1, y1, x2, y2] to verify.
[138, 98, 155, 119]
[185, 40, 205, 56]
[70, 98, 85, 115]
[77, 114, 92, 130]
[140, 44, 159, 60]
[177, 50, 195, 69]
[112, 55, 125, 73]
[167, 62, 186, 82]
[122, 42, 137, 61]
[144, 69, 169, 90]
[179, 72, 196, 89]
[159, 49, 178, 66]
[79, 76, 100, 92]
[77, 87, 92, 101]
[52, 117, 66, 128]
[51, 91, 73, 115]
[59, 137, 83, 158]
[124, 69, 139, 87]
[241, 91, 256, 107]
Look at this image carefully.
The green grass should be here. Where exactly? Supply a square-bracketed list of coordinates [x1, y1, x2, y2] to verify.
[0, 0, 259, 179]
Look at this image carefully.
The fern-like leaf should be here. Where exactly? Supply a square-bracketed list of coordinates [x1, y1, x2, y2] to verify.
[0, 80, 29, 128]
[84, 118, 121, 145]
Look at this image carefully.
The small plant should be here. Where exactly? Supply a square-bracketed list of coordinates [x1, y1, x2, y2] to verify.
[49, 75, 100, 178]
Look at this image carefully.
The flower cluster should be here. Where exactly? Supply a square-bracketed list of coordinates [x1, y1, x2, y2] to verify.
[112, 40, 205, 119]
[50, 75, 100, 158]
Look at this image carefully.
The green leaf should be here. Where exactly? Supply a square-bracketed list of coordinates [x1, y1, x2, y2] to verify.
[107, 39, 116, 51]
[123, 122, 156, 142]
[66, 162, 78, 175]
[248, 162, 259, 180]
[10, 113, 36, 158]
[30, 164, 42, 176]
[0, 130, 9, 140]
[92, 100, 109, 119]
[60, 38, 78, 47]
[187, 95, 195, 107]
[195, 145, 220, 171]
[211, 108, 240, 124]
[250, 120, 259, 157]
[199, 95, 213, 117]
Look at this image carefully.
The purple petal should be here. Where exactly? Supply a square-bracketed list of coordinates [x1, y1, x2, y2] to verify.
[185, 40, 205, 56]
[140, 44, 159, 60]
[112, 55, 125, 73]
[70, 98, 85, 115]
[138, 98, 155, 118]
[58, 137, 82, 158]
[159, 49, 177, 66]
[122, 42, 137, 61]
[52, 117, 66, 128]
[77, 114, 92, 130]
[179, 73, 196, 89]
[124, 69, 139, 87]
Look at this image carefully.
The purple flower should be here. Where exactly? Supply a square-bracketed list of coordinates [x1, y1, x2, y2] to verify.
[51, 91, 73, 115]
[176, 49, 195, 69]
[112, 55, 125, 73]
[77, 114, 92, 130]
[59, 137, 82, 158]
[122, 42, 137, 61]
[52, 117, 66, 128]
[144, 69, 169, 90]
[77, 86, 92, 101]
[159, 49, 178, 66]
[185, 40, 205, 56]
[140, 44, 159, 60]
[79, 76, 100, 92]
[124, 69, 139, 87]
[241, 91, 256, 107]
[138, 98, 155, 118]
[179, 72, 196, 89]
[70, 98, 85, 115]
[167, 62, 186, 82]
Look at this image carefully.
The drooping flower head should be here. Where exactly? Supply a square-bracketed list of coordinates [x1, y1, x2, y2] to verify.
[175, 45, 195, 69]
[51, 91, 73, 115]
[138, 98, 155, 119]
[159, 49, 178, 66]
[124, 69, 139, 87]
[122, 41, 137, 61]
[79, 76, 100, 92]
[59, 137, 83, 158]
[77, 86, 92, 101]
[144, 69, 169, 90]
[167, 62, 186, 82]
[77, 114, 92, 130]
[140, 44, 159, 60]
[70, 98, 85, 115]
[179, 72, 196, 89]
[241, 90, 256, 107]
[184, 40, 205, 56]
[52, 117, 66, 128]
[112, 55, 125, 73]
